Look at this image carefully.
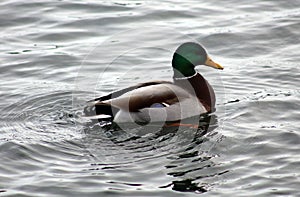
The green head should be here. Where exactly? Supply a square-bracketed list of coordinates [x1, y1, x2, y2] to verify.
[172, 42, 223, 78]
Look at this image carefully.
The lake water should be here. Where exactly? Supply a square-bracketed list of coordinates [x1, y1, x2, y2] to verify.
[1, 0, 299, 196]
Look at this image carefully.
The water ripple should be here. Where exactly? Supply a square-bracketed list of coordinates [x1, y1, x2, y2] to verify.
[0, 90, 82, 143]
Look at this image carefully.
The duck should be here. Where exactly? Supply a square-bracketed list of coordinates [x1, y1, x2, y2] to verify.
[84, 42, 223, 124]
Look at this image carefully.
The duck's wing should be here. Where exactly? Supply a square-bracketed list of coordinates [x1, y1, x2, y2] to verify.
[87, 80, 172, 103]
[101, 83, 191, 112]
[84, 81, 172, 117]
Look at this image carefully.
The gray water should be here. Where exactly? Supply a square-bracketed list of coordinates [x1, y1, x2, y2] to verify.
[1, 0, 300, 196]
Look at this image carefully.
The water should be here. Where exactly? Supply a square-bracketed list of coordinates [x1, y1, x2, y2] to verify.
[1, 0, 300, 196]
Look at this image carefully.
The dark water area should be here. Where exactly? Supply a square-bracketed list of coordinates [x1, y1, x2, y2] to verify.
[1, 0, 300, 196]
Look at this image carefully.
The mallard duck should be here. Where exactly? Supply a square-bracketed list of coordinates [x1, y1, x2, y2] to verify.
[84, 42, 223, 124]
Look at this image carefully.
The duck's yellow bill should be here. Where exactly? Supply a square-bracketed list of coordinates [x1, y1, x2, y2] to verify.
[205, 56, 224, 70]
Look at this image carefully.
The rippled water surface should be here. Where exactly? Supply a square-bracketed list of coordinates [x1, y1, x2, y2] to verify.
[1, 0, 300, 196]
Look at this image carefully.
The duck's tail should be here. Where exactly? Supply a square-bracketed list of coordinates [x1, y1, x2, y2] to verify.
[83, 102, 119, 120]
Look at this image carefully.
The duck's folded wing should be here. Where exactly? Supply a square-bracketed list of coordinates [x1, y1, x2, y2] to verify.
[84, 81, 172, 117]
[88, 80, 172, 103]
[101, 83, 191, 112]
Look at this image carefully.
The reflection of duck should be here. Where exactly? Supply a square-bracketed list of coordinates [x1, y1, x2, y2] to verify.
[84, 42, 223, 123]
